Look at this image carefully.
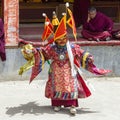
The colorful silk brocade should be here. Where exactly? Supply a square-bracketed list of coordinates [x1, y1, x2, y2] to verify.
[19, 43, 111, 100]
[19, 44, 45, 83]
[44, 44, 92, 100]
[81, 51, 111, 75]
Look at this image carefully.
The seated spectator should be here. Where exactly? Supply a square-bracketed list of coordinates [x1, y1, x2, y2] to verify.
[81, 7, 113, 41]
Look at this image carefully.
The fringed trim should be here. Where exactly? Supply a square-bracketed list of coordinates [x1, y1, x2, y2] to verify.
[53, 91, 78, 99]
[81, 51, 91, 70]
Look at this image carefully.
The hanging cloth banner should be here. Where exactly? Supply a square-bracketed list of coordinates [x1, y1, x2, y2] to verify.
[4, 0, 19, 45]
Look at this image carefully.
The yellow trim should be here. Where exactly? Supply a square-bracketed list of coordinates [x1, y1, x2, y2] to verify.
[39, 51, 45, 70]
[82, 52, 89, 68]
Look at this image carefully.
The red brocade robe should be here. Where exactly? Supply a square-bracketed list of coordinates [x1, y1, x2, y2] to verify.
[29, 43, 110, 100]
[43, 43, 91, 100]
[20, 42, 111, 100]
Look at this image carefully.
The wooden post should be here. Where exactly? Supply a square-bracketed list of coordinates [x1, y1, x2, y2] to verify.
[4, 0, 19, 46]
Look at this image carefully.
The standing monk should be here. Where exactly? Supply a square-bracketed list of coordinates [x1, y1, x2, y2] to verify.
[81, 7, 113, 41]
[73, 0, 91, 28]
[0, 18, 6, 61]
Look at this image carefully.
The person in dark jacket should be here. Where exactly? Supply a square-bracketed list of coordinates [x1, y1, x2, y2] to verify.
[0, 18, 6, 61]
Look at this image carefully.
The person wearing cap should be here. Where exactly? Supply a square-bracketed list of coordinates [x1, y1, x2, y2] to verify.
[19, 11, 111, 115]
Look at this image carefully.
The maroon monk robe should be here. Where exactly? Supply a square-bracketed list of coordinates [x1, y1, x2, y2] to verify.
[73, 0, 91, 27]
[81, 12, 113, 41]
[0, 18, 6, 61]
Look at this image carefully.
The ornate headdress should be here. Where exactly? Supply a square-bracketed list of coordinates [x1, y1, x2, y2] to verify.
[42, 3, 78, 77]
[41, 2, 77, 44]
[41, 13, 54, 41]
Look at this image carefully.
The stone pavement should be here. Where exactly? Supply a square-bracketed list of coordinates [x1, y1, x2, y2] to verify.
[0, 77, 120, 120]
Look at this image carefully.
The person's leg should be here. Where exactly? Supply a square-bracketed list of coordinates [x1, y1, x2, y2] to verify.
[51, 99, 78, 115]
[51, 99, 78, 107]
[93, 31, 112, 41]
[81, 30, 112, 41]
[81, 29, 96, 40]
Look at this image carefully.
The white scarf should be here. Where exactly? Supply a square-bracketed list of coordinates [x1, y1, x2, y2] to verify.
[66, 40, 77, 77]
[66, 41, 95, 91]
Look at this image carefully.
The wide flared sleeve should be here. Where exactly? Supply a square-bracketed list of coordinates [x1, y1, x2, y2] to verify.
[80, 51, 111, 75]
[19, 44, 45, 83]
[73, 44, 111, 75]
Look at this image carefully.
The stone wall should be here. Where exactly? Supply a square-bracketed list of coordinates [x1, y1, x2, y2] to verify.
[0, 45, 120, 81]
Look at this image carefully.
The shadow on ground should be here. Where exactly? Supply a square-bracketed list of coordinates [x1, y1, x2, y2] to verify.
[6, 101, 99, 116]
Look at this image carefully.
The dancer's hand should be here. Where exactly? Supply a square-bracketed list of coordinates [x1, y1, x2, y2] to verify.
[88, 56, 94, 63]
